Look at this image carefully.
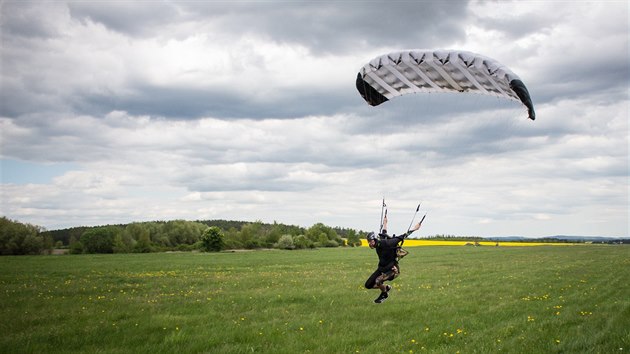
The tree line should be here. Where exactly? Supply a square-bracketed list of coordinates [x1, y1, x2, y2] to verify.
[0, 217, 53, 255]
[0, 217, 364, 255]
[6, 216, 624, 256]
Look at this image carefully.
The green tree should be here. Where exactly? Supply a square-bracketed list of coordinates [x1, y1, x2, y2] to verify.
[113, 233, 134, 253]
[22, 234, 44, 254]
[346, 229, 361, 247]
[80, 227, 119, 254]
[306, 223, 341, 247]
[162, 220, 204, 247]
[223, 227, 241, 249]
[0, 217, 46, 255]
[265, 222, 284, 247]
[133, 231, 152, 253]
[239, 222, 263, 249]
[201, 226, 224, 252]
[68, 235, 83, 254]
[41, 233, 53, 254]
[293, 235, 314, 249]
[275, 235, 295, 250]
[114, 225, 139, 253]
[317, 232, 329, 247]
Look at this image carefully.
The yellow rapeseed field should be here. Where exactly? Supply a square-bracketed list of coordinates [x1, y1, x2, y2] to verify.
[360, 239, 576, 247]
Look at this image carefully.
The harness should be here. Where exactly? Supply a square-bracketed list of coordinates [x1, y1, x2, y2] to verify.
[396, 239, 409, 260]
[374, 236, 408, 287]
[371, 202, 426, 288]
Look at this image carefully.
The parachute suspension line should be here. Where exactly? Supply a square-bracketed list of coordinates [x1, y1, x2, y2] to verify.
[476, 68, 512, 98]
[379, 198, 387, 235]
[450, 60, 490, 95]
[407, 202, 421, 232]
[405, 61, 442, 91]
[366, 71, 400, 97]
[397, 203, 427, 261]
[424, 60, 464, 91]
[419, 213, 427, 226]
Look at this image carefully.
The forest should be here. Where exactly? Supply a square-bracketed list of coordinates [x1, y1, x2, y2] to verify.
[0, 216, 363, 255]
[2, 216, 625, 256]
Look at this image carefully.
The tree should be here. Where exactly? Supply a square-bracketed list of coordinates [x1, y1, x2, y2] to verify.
[0, 217, 46, 255]
[238, 222, 263, 249]
[68, 235, 84, 254]
[162, 220, 205, 247]
[41, 233, 53, 254]
[114, 225, 139, 253]
[133, 231, 152, 253]
[346, 229, 361, 247]
[113, 233, 134, 253]
[275, 235, 295, 250]
[21, 234, 44, 254]
[306, 223, 341, 247]
[222, 227, 241, 249]
[80, 227, 119, 254]
[265, 222, 283, 247]
[293, 235, 314, 249]
[201, 226, 224, 252]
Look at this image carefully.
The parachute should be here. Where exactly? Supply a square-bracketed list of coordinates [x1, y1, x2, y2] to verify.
[356, 49, 535, 120]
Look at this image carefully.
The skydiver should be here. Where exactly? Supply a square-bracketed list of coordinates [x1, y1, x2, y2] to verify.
[364, 214, 421, 304]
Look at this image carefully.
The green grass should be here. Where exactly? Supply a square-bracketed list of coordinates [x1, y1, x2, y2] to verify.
[1, 246, 629, 353]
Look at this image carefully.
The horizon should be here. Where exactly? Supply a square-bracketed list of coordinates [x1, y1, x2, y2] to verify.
[34, 217, 628, 240]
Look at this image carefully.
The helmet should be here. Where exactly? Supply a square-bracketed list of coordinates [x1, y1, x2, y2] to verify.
[366, 232, 377, 242]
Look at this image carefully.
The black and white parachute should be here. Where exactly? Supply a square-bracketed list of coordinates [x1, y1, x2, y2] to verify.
[356, 49, 535, 120]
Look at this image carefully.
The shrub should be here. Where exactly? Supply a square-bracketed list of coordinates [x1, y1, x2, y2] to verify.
[293, 235, 315, 249]
[0, 217, 47, 255]
[80, 227, 119, 254]
[275, 235, 295, 250]
[201, 226, 224, 252]
[323, 240, 339, 247]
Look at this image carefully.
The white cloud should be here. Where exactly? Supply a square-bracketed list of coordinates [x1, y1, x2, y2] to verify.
[1, 1, 627, 237]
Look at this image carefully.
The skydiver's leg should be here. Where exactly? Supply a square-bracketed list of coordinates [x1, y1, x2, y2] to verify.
[364, 269, 381, 290]
[374, 273, 389, 292]
[375, 265, 399, 291]
[373, 278, 391, 304]
[387, 264, 400, 281]
[373, 265, 400, 303]
[367, 269, 389, 302]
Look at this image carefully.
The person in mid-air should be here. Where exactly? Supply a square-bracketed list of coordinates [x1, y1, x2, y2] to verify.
[365, 214, 421, 303]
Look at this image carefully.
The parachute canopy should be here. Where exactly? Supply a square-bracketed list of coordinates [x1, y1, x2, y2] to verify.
[356, 49, 535, 120]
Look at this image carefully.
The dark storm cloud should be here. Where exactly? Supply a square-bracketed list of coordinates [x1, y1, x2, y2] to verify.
[474, 9, 554, 41]
[1, 2, 63, 39]
[74, 83, 358, 120]
[178, 165, 320, 193]
[227, 1, 470, 54]
[68, 1, 471, 54]
[535, 56, 629, 105]
[67, 2, 182, 37]
[2, 1, 472, 121]
[0, 113, 118, 163]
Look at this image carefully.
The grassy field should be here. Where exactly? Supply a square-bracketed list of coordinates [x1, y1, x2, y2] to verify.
[1, 246, 628, 353]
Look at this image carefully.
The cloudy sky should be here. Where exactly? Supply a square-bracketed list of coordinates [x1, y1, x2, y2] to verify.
[1, 1, 628, 237]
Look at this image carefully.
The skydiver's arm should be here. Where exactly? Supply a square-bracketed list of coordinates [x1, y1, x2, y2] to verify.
[399, 222, 422, 239]
[381, 214, 388, 235]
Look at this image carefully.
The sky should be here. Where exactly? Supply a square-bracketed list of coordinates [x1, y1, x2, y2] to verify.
[1, 1, 628, 238]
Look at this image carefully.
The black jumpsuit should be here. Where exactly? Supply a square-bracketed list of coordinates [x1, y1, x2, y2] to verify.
[364, 233, 408, 289]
